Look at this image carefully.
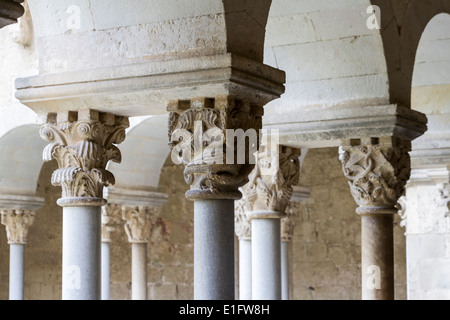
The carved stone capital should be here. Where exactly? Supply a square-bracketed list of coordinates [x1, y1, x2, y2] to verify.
[122, 206, 159, 243]
[241, 144, 301, 217]
[0, 209, 35, 244]
[101, 203, 122, 242]
[168, 96, 264, 201]
[339, 137, 411, 215]
[39, 110, 129, 207]
[234, 198, 251, 240]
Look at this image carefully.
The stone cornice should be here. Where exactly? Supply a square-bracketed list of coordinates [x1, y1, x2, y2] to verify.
[263, 104, 427, 149]
[15, 54, 285, 118]
[104, 187, 168, 208]
[0, 194, 45, 212]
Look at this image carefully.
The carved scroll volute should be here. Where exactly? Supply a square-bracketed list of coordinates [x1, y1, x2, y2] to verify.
[339, 137, 411, 215]
[0, 210, 35, 245]
[167, 96, 264, 201]
[39, 110, 129, 206]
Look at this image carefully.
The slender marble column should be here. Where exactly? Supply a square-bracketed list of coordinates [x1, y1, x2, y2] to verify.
[131, 242, 148, 300]
[339, 137, 411, 300]
[241, 145, 301, 301]
[62, 206, 102, 300]
[122, 205, 158, 300]
[39, 110, 129, 300]
[280, 241, 289, 300]
[101, 242, 110, 300]
[168, 97, 265, 300]
[194, 200, 235, 300]
[235, 198, 252, 299]
[101, 203, 121, 300]
[9, 244, 25, 300]
[250, 212, 283, 300]
[1, 209, 35, 300]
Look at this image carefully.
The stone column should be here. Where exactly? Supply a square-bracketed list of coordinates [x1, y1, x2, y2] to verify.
[339, 137, 411, 300]
[122, 205, 159, 300]
[241, 144, 301, 300]
[234, 198, 252, 300]
[101, 203, 121, 300]
[0, 209, 35, 300]
[281, 186, 310, 300]
[39, 110, 129, 300]
[281, 205, 296, 301]
[168, 96, 264, 300]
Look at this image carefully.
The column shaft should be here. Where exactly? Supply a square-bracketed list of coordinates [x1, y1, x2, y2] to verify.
[239, 239, 252, 300]
[9, 244, 24, 300]
[101, 242, 110, 300]
[62, 206, 101, 300]
[194, 199, 235, 300]
[361, 214, 394, 300]
[132, 242, 148, 300]
[281, 241, 289, 300]
[252, 218, 281, 300]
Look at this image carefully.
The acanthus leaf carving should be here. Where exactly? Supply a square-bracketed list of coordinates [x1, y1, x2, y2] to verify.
[101, 203, 122, 242]
[40, 111, 129, 203]
[0, 209, 36, 244]
[122, 206, 159, 243]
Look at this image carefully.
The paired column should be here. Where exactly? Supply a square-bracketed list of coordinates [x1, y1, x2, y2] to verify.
[101, 203, 122, 300]
[234, 198, 252, 300]
[1, 209, 35, 300]
[241, 144, 301, 300]
[168, 96, 264, 300]
[339, 137, 411, 300]
[39, 110, 128, 300]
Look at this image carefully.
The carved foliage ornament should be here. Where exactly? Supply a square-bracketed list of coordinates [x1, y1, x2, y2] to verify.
[40, 111, 128, 202]
[234, 197, 251, 240]
[0, 210, 35, 244]
[339, 140, 411, 211]
[101, 203, 122, 242]
[168, 96, 264, 200]
[241, 145, 301, 214]
[122, 206, 159, 243]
